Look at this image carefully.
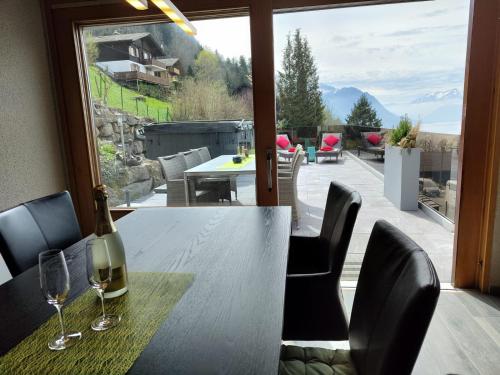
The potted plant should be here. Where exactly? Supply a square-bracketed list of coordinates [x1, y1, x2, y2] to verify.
[384, 116, 421, 210]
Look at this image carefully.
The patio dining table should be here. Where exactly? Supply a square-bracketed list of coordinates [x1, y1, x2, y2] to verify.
[183, 154, 256, 206]
[0, 207, 291, 374]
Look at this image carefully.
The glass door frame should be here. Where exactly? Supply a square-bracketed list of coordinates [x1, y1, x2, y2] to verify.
[43, 0, 499, 290]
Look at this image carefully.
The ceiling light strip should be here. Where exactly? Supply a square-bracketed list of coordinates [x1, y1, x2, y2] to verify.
[126, 0, 148, 10]
[150, 0, 197, 35]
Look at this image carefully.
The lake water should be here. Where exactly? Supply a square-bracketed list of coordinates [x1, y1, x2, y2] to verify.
[419, 121, 461, 135]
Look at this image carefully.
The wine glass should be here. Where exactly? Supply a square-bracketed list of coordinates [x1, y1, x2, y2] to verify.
[39, 249, 82, 350]
[86, 238, 121, 331]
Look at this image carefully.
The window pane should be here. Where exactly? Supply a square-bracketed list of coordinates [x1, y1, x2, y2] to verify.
[82, 18, 255, 208]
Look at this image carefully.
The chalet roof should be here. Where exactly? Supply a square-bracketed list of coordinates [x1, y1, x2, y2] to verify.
[157, 58, 179, 67]
[93, 33, 151, 43]
[94, 32, 164, 57]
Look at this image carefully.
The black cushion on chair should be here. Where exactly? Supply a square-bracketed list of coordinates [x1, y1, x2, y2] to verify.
[0, 206, 49, 276]
[283, 181, 362, 341]
[279, 220, 440, 375]
[0, 191, 82, 277]
[23, 191, 81, 250]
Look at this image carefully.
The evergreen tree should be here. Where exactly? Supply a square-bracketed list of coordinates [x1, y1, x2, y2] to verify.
[277, 29, 324, 129]
[345, 94, 382, 127]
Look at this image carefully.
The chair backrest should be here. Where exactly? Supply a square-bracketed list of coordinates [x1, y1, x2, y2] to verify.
[0, 191, 82, 277]
[276, 134, 292, 151]
[290, 144, 303, 170]
[158, 154, 187, 181]
[321, 133, 343, 148]
[193, 147, 211, 163]
[291, 152, 305, 182]
[349, 220, 440, 375]
[319, 182, 362, 278]
[181, 150, 202, 169]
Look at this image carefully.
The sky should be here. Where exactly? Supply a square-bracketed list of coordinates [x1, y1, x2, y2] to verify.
[193, 0, 470, 114]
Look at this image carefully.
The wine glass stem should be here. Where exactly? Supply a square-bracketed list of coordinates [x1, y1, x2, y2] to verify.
[98, 290, 106, 318]
[54, 304, 66, 337]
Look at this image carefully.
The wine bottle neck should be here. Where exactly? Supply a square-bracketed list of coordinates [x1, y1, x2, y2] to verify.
[95, 199, 116, 236]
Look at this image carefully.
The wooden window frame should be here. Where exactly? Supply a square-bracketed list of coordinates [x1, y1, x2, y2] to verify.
[42, 0, 499, 289]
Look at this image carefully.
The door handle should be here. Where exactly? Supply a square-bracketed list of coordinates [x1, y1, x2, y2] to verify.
[266, 149, 273, 192]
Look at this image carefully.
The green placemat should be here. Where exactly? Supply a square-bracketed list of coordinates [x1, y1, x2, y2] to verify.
[216, 155, 255, 170]
[0, 272, 193, 375]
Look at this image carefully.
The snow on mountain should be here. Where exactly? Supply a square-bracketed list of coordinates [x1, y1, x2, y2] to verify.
[411, 89, 462, 104]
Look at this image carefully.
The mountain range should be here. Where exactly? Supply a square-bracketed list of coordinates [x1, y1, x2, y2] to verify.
[321, 84, 463, 131]
[411, 89, 462, 104]
[321, 84, 400, 127]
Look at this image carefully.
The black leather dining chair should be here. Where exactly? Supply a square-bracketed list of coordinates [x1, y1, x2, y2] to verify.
[279, 220, 440, 375]
[0, 191, 82, 277]
[283, 181, 362, 340]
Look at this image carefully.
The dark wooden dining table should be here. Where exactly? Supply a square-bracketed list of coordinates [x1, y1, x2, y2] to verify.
[0, 206, 291, 374]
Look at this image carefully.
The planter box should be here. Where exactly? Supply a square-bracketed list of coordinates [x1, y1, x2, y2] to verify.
[384, 145, 421, 210]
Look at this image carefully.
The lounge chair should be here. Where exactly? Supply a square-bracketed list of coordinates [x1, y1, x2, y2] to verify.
[357, 131, 385, 159]
[279, 152, 305, 223]
[316, 133, 343, 163]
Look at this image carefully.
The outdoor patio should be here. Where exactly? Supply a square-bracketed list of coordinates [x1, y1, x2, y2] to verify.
[128, 151, 454, 283]
[295, 151, 454, 283]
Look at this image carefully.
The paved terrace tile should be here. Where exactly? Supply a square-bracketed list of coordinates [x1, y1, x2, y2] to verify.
[294, 153, 454, 283]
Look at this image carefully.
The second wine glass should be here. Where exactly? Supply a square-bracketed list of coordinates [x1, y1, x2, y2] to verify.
[86, 238, 121, 331]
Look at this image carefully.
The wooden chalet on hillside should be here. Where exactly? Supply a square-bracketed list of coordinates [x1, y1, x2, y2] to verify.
[94, 32, 180, 87]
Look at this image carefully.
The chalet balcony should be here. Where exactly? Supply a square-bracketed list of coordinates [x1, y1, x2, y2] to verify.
[114, 71, 170, 86]
[141, 58, 167, 70]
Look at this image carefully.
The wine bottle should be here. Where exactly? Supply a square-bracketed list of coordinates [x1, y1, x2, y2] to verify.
[93, 185, 128, 299]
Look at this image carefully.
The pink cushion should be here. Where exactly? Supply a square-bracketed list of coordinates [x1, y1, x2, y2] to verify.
[367, 134, 382, 146]
[288, 147, 296, 153]
[276, 136, 290, 149]
[320, 146, 333, 151]
[324, 135, 339, 147]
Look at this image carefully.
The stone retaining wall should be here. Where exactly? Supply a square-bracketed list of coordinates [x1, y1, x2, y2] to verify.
[93, 103, 164, 206]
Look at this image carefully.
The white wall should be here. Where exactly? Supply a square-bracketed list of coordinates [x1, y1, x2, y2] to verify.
[96, 60, 147, 74]
[0, 0, 67, 283]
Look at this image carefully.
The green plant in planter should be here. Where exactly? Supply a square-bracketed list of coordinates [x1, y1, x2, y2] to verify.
[388, 115, 419, 148]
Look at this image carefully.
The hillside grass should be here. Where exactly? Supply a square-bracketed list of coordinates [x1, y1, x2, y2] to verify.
[88, 66, 172, 121]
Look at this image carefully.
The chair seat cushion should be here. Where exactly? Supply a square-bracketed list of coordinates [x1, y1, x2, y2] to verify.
[320, 146, 333, 152]
[279, 345, 357, 375]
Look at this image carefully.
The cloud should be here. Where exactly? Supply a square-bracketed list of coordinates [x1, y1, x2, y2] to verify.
[422, 8, 449, 17]
[382, 24, 465, 37]
[329, 34, 350, 43]
[322, 68, 466, 105]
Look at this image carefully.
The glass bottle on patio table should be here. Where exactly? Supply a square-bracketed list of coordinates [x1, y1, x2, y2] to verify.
[93, 184, 128, 299]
